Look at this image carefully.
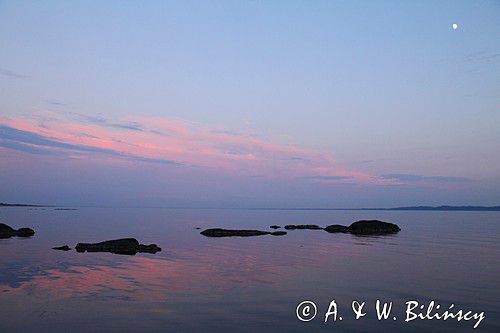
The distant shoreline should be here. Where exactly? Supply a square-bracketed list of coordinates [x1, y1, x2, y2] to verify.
[241, 206, 500, 211]
[1, 203, 499, 211]
[0, 203, 51, 207]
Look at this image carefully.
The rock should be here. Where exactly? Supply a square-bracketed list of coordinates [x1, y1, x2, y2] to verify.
[269, 225, 281, 229]
[201, 228, 281, 238]
[137, 244, 162, 253]
[324, 224, 350, 233]
[201, 228, 270, 237]
[270, 231, 287, 236]
[16, 228, 35, 237]
[349, 220, 401, 235]
[75, 238, 161, 255]
[52, 245, 71, 251]
[0, 223, 16, 236]
[284, 224, 322, 230]
[0, 223, 35, 239]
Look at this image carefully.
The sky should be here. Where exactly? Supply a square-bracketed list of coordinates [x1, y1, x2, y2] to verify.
[0, 0, 499, 208]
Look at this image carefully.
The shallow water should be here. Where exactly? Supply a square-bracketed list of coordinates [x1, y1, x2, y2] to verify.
[0, 207, 499, 332]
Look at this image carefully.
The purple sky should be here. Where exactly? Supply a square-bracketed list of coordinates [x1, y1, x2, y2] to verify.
[1, 1, 499, 207]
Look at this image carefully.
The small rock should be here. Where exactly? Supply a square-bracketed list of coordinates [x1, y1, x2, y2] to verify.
[270, 231, 287, 236]
[52, 245, 71, 251]
[269, 225, 281, 229]
[284, 224, 322, 230]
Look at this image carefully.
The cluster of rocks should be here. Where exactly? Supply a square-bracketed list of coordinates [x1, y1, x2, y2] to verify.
[0, 223, 35, 239]
[200, 220, 401, 238]
[51, 239, 161, 255]
[52, 238, 162, 255]
[3, 220, 400, 254]
[1, 222, 160, 255]
[285, 220, 401, 235]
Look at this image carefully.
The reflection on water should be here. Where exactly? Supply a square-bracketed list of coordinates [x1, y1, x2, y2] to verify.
[0, 208, 499, 332]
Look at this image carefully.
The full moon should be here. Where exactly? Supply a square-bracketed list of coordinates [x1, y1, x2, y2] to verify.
[452, 23, 459, 30]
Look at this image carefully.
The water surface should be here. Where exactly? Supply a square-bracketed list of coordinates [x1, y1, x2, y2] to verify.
[0, 208, 498, 332]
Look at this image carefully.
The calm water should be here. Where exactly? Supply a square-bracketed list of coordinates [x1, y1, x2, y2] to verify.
[0, 207, 499, 332]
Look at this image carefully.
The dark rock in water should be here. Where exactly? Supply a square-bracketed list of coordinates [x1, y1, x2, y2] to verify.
[270, 231, 287, 236]
[194, 227, 201, 230]
[75, 238, 161, 255]
[137, 244, 162, 253]
[16, 228, 35, 237]
[269, 225, 281, 229]
[0, 223, 16, 234]
[0, 223, 35, 239]
[324, 224, 350, 233]
[52, 245, 71, 251]
[201, 228, 270, 237]
[349, 220, 401, 235]
[284, 224, 322, 230]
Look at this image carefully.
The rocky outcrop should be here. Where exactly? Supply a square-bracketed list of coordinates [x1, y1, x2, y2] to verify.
[75, 238, 161, 255]
[269, 225, 281, 229]
[323, 220, 401, 235]
[284, 224, 322, 230]
[324, 224, 350, 233]
[349, 220, 401, 235]
[200, 220, 401, 239]
[52, 245, 71, 251]
[200, 228, 287, 237]
[0, 223, 35, 239]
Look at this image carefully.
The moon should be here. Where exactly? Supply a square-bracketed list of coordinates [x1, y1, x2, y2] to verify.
[452, 23, 459, 30]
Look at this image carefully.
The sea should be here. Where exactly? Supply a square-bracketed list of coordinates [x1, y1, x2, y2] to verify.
[0, 207, 498, 332]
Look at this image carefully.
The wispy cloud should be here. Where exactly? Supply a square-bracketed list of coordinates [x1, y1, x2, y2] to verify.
[0, 112, 386, 184]
[0, 68, 28, 79]
[0, 124, 180, 165]
[380, 174, 473, 183]
[298, 175, 353, 181]
[47, 101, 69, 107]
[4, 113, 471, 188]
[465, 51, 500, 64]
[60, 112, 146, 132]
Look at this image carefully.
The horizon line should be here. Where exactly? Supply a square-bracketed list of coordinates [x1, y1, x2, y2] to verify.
[2, 202, 500, 211]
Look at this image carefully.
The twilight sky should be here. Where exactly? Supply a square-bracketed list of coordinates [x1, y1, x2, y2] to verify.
[0, 0, 499, 207]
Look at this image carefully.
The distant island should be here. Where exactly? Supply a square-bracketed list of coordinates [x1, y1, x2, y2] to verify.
[244, 205, 500, 211]
[383, 205, 500, 211]
[0, 203, 49, 207]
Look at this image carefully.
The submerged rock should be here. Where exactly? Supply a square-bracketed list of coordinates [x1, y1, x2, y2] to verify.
[349, 220, 401, 235]
[52, 245, 71, 251]
[284, 224, 322, 230]
[0, 223, 35, 239]
[200, 220, 401, 239]
[75, 238, 161, 255]
[201, 228, 282, 237]
[324, 224, 350, 233]
[269, 225, 281, 229]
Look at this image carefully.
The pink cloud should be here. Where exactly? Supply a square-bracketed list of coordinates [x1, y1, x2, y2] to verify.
[0, 112, 396, 185]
